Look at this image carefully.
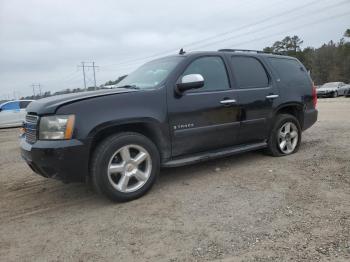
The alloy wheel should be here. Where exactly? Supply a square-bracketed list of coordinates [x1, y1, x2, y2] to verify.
[277, 122, 299, 154]
[107, 144, 152, 193]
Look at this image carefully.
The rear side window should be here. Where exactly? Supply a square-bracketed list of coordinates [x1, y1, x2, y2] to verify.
[1, 101, 20, 111]
[231, 56, 269, 89]
[268, 58, 310, 88]
[182, 56, 230, 92]
[20, 101, 31, 109]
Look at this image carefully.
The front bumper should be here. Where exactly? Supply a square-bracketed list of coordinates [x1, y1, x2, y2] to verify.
[20, 136, 89, 182]
[317, 92, 333, 98]
[303, 108, 318, 131]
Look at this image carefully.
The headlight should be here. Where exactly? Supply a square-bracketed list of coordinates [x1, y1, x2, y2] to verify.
[39, 115, 75, 140]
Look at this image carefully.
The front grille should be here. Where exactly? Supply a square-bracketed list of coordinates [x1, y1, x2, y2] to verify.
[25, 114, 39, 144]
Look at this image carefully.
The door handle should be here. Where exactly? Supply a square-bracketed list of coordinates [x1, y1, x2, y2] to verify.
[266, 94, 279, 99]
[220, 99, 237, 105]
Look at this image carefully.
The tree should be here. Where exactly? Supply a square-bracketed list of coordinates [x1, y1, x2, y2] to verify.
[267, 35, 303, 54]
[344, 29, 350, 38]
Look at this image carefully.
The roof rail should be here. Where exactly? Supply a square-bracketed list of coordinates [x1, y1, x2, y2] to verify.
[218, 49, 285, 56]
[218, 49, 265, 53]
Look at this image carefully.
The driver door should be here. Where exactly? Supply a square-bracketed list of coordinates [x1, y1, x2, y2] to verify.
[167, 56, 240, 157]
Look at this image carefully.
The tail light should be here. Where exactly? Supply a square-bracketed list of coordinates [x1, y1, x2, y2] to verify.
[312, 83, 317, 108]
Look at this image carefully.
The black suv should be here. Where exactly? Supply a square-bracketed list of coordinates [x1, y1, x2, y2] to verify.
[20, 49, 318, 202]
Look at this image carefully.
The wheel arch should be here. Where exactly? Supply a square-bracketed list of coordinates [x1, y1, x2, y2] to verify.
[88, 119, 170, 167]
[273, 102, 304, 129]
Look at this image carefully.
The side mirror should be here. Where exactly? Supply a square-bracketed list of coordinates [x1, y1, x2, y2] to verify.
[176, 74, 204, 94]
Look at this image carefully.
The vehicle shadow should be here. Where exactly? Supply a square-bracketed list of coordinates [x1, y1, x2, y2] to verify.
[2, 150, 268, 221]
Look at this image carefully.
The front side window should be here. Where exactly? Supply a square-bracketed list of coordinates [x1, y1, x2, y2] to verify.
[116, 57, 183, 90]
[182, 56, 230, 92]
[231, 56, 269, 89]
[1, 101, 20, 111]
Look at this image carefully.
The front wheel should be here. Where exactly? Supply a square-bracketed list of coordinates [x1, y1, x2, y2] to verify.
[91, 132, 160, 202]
[332, 91, 338, 98]
[267, 114, 301, 157]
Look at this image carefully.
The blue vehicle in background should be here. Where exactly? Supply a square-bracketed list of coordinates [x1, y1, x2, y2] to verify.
[0, 100, 33, 128]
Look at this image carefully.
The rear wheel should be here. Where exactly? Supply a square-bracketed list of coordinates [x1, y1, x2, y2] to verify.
[91, 132, 160, 202]
[267, 114, 301, 157]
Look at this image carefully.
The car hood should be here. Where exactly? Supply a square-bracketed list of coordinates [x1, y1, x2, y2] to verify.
[27, 88, 137, 115]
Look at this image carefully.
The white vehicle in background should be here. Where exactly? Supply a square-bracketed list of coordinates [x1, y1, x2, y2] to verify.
[317, 82, 347, 98]
[0, 100, 33, 128]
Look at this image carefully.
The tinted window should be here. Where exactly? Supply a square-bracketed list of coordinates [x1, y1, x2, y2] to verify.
[268, 58, 310, 88]
[231, 56, 269, 88]
[182, 56, 230, 91]
[1, 101, 20, 111]
[20, 101, 31, 109]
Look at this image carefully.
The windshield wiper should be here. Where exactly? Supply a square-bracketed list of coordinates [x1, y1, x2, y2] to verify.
[115, 85, 140, 90]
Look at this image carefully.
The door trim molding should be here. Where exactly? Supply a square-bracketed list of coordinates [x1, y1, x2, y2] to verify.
[173, 121, 240, 138]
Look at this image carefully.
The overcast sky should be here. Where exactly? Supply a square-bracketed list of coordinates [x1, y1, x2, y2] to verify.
[0, 0, 349, 98]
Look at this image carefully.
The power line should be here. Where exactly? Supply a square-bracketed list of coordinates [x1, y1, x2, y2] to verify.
[100, 4, 349, 78]
[103, 9, 350, 82]
[20, 0, 347, 92]
[61, 71, 81, 83]
[102, 0, 331, 69]
[39, 68, 81, 85]
[223, 10, 350, 49]
[181, 0, 334, 51]
[188, 0, 350, 51]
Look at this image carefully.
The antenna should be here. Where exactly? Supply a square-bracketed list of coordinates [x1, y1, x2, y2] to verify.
[179, 48, 186, 55]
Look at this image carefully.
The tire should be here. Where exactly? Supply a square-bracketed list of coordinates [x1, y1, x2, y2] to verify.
[332, 91, 338, 98]
[266, 114, 301, 157]
[91, 132, 160, 202]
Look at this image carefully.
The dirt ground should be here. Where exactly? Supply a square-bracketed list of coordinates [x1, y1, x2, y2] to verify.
[0, 98, 349, 262]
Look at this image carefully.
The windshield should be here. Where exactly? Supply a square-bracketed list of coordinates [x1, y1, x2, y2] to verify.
[321, 82, 339, 88]
[116, 57, 183, 90]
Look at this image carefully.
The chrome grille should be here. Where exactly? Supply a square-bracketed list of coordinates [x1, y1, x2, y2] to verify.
[25, 114, 39, 144]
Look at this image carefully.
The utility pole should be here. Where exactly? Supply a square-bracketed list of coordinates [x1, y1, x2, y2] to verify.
[31, 83, 41, 96]
[78, 62, 87, 90]
[78, 61, 98, 90]
[92, 62, 97, 90]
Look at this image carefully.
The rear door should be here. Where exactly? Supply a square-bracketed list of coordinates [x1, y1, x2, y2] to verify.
[168, 55, 240, 157]
[229, 55, 279, 144]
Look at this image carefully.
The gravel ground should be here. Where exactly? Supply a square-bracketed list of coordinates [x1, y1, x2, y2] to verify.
[0, 98, 349, 262]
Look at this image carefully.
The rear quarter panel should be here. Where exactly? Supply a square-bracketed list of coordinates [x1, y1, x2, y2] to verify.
[263, 56, 314, 110]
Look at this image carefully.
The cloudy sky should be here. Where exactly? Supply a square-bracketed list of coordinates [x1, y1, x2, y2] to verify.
[0, 0, 349, 98]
